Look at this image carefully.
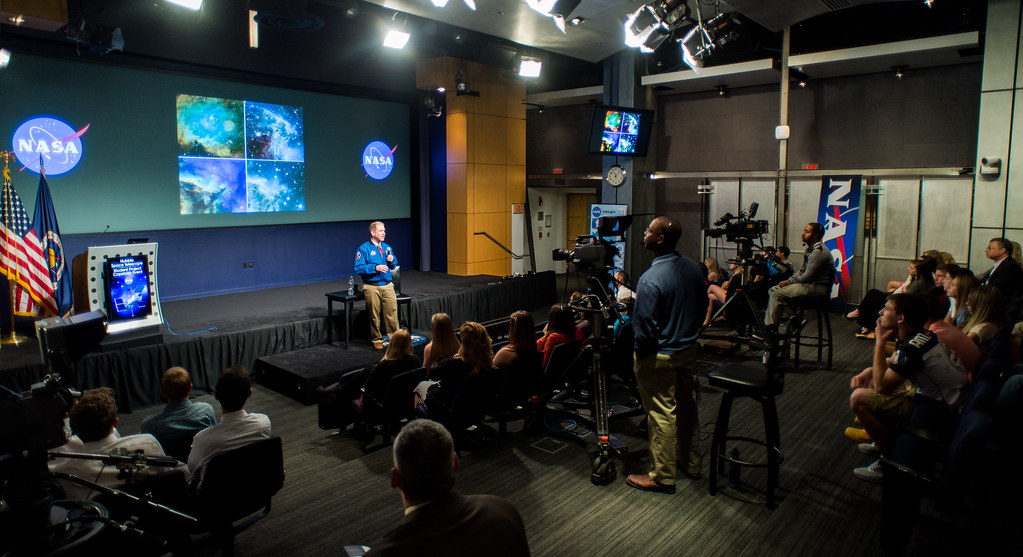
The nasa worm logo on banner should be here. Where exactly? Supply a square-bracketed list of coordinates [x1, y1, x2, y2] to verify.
[12, 116, 89, 175]
[362, 140, 396, 180]
[817, 176, 861, 310]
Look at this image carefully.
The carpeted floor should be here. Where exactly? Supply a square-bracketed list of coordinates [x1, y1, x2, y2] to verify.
[105, 312, 1017, 557]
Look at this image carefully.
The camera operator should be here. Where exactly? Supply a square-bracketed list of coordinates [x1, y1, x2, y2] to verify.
[764, 222, 835, 334]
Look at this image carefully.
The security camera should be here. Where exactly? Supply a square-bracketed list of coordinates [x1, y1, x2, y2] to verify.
[980, 156, 1001, 177]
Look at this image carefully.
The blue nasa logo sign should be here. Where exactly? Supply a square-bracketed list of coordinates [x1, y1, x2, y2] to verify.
[362, 140, 395, 181]
[592, 206, 602, 217]
[12, 116, 88, 175]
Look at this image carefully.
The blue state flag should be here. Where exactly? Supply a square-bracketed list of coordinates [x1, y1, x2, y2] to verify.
[32, 171, 73, 317]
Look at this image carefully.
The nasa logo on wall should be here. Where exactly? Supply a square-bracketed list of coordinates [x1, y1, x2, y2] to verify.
[12, 116, 89, 175]
[362, 140, 396, 181]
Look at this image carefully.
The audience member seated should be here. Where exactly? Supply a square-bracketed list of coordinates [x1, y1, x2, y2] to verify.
[423, 313, 460, 372]
[933, 263, 959, 300]
[962, 285, 1009, 353]
[704, 257, 727, 284]
[614, 270, 634, 303]
[188, 365, 271, 486]
[415, 322, 493, 418]
[367, 419, 529, 556]
[848, 258, 935, 338]
[140, 366, 217, 458]
[944, 270, 979, 329]
[979, 237, 1023, 317]
[613, 297, 634, 340]
[923, 294, 982, 382]
[568, 291, 593, 340]
[536, 304, 575, 368]
[492, 311, 539, 370]
[320, 330, 423, 430]
[704, 262, 740, 326]
[764, 222, 835, 334]
[50, 388, 185, 500]
[847, 294, 969, 483]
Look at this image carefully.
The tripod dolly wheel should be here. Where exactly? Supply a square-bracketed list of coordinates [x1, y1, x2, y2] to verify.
[591, 453, 616, 485]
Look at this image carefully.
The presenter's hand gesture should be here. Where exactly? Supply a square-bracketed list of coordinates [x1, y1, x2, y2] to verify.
[386, 254, 394, 263]
[375, 264, 388, 272]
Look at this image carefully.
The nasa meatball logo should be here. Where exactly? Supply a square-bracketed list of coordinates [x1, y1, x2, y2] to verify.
[12, 116, 89, 175]
[362, 140, 395, 181]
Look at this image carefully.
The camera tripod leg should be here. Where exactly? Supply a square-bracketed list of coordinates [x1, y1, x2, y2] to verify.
[590, 350, 617, 485]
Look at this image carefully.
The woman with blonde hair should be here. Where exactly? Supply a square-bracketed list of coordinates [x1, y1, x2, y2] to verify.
[494, 310, 540, 369]
[423, 313, 459, 371]
[416, 321, 493, 415]
[945, 271, 979, 329]
[962, 285, 1008, 351]
[705, 258, 727, 284]
[361, 329, 421, 405]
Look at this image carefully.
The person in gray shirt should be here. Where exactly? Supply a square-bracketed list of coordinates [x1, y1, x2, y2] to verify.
[764, 222, 835, 332]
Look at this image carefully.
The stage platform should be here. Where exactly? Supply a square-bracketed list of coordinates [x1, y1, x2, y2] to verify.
[0, 271, 557, 411]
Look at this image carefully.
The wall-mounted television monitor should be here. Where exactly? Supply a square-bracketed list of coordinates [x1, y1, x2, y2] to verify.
[586, 105, 654, 157]
[104, 255, 153, 323]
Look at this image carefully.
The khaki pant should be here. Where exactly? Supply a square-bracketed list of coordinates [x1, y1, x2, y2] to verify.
[364, 282, 399, 341]
[634, 347, 701, 485]
[764, 283, 827, 326]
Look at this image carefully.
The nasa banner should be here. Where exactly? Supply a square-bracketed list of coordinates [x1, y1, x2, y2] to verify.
[816, 176, 861, 308]
[590, 204, 627, 272]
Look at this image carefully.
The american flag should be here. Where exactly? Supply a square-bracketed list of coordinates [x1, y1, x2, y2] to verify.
[1, 163, 57, 317]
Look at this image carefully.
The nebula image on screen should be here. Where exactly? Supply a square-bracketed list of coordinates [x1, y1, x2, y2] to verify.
[179, 158, 247, 214]
[621, 113, 640, 135]
[246, 160, 305, 213]
[176, 95, 245, 158]
[245, 101, 304, 162]
[176, 94, 306, 214]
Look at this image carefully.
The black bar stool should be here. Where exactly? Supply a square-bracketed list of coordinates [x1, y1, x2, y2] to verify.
[708, 352, 785, 509]
[791, 298, 833, 370]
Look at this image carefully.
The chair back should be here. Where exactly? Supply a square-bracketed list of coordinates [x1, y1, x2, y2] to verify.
[541, 339, 582, 391]
[374, 367, 426, 423]
[392, 267, 402, 294]
[160, 430, 199, 463]
[197, 436, 285, 526]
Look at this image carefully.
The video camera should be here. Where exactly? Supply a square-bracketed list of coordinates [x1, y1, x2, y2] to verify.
[552, 215, 632, 274]
[705, 202, 769, 243]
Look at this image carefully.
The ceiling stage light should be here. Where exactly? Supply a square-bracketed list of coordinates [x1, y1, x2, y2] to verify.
[383, 29, 410, 49]
[167, 0, 203, 10]
[624, 0, 690, 53]
[432, 0, 450, 6]
[678, 11, 740, 73]
[525, 0, 581, 34]
[518, 57, 543, 78]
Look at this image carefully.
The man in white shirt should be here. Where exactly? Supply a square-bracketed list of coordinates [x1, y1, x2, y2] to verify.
[50, 387, 183, 500]
[187, 365, 271, 485]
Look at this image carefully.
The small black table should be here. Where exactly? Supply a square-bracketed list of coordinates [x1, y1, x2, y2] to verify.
[325, 291, 364, 349]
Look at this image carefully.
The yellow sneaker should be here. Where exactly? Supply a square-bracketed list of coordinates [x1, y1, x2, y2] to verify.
[844, 426, 872, 443]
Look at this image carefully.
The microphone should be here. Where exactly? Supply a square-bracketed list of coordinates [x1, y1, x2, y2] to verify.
[89, 224, 110, 247]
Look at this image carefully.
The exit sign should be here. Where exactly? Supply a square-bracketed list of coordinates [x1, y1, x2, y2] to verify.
[803, 164, 819, 170]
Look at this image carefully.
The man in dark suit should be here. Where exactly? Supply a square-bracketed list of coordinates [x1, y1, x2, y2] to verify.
[980, 237, 1023, 316]
[368, 420, 530, 557]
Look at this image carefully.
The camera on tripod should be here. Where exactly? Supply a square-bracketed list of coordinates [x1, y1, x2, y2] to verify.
[552, 215, 633, 274]
[705, 202, 769, 244]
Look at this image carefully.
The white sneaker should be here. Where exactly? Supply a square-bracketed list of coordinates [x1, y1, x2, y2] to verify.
[858, 442, 881, 457]
[853, 459, 883, 484]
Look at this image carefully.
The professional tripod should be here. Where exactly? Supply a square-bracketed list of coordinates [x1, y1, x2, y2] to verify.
[545, 276, 642, 485]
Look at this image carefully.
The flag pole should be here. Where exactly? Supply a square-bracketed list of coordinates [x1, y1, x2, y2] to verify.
[1, 152, 26, 345]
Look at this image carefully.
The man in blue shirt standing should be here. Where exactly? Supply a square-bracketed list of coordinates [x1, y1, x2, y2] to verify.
[627, 216, 708, 494]
[356, 221, 399, 349]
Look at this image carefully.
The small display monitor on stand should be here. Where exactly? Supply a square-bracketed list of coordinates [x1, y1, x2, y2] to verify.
[80, 243, 164, 350]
